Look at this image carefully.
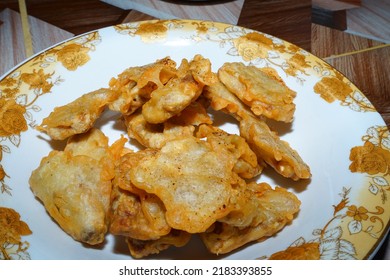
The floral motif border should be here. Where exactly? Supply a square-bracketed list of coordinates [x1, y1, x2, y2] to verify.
[0, 31, 101, 259]
[0, 20, 388, 259]
[269, 125, 390, 260]
[115, 20, 375, 113]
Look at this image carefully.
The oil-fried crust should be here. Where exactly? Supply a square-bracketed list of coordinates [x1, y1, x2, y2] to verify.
[204, 81, 310, 180]
[239, 114, 311, 180]
[126, 230, 191, 259]
[200, 182, 301, 254]
[129, 137, 236, 233]
[108, 57, 177, 115]
[142, 55, 217, 124]
[31, 56, 308, 258]
[218, 62, 296, 122]
[29, 129, 115, 245]
[37, 88, 118, 140]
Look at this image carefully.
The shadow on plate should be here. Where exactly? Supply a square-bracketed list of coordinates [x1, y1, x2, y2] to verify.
[259, 167, 311, 194]
[111, 234, 249, 260]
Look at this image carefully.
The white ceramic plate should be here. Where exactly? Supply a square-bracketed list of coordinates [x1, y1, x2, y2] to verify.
[1, 20, 389, 260]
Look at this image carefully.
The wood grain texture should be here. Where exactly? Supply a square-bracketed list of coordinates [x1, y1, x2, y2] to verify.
[313, 0, 360, 11]
[238, 0, 312, 51]
[1, 0, 129, 35]
[0, 8, 73, 77]
[346, 0, 390, 43]
[311, 23, 386, 58]
[338, 0, 361, 4]
[122, 9, 156, 23]
[339, 0, 361, 5]
[312, 25, 390, 128]
[0, 8, 26, 74]
[102, 0, 244, 25]
[325, 47, 390, 127]
[312, 6, 347, 30]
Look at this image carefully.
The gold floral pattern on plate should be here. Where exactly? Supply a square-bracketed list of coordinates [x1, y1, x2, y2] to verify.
[350, 126, 390, 177]
[312, 62, 376, 112]
[0, 31, 101, 196]
[114, 20, 220, 43]
[30, 32, 101, 71]
[0, 31, 101, 259]
[271, 125, 390, 260]
[0, 207, 32, 260]
[115, 20, 375, 115]
[0, 20, 388, 259]
[269, 186, 386, 260]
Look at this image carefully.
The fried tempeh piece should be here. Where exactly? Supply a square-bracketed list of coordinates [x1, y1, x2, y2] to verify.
[37, 88, 117, 140]
[204, 81, 310, 180]
[124, 111, 195, 149]
[129, 137, 236, 233]
[110, 186, 171, 241]
[108, 57, 177, 115]
[218, 62, 296, 122]
[113, 149, 158, 194]
[142, 55, 217, 124]
[29, 129, 115, 245]
[126, 230, 192, 258]
[200, 182, 301, 255]
[110, 151, 171, 240]
[203, 80, 248, 118]
[124, 100, 211, 149]
[196, 124, 262, 179]
[239, 114, 311, 180]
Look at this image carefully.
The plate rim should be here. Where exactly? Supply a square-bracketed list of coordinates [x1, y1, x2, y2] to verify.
[1, 18, 389, 260]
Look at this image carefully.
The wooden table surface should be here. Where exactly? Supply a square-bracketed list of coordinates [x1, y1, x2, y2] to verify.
[0, 0, 389, 259]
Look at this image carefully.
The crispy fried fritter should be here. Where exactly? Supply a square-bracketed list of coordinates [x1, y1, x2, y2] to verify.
[37, 88, 117, 140]
[65, 128, 111, 160]
[65, 128, 118, 183]
[216, 176, 262, 229]
[124, 110, 194, 149]
[113, 149, 158, 194]
[126, 230, 192, 258]
[109, 150, 170, 240]
[31, 55, 309, 258]
[129, 137, 236, 233]
[141, 72, 200, 124]
[109, 185, 170, 240]
[200, 182, 301, 254]
[29, 128, 115, 245]
[108, 57, 177, 115]
[239, 114, 311, 180]
[108, 135, 130, 161]
[218, 62, 296, 122]
[125, 100, 212, 149]
[170, 98, 212, 126]
[189, 54, 217, 86]
[203, 80, 248, 119]
[196, 124, 262, 179]
[142, 55, 216, 124]
[204, 81, 310, 180]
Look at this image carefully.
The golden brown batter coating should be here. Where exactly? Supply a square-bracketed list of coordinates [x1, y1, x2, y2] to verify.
[29, 129, 115, 245]
[37, 88, 117, 140]
[219, 62, 296, 122]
